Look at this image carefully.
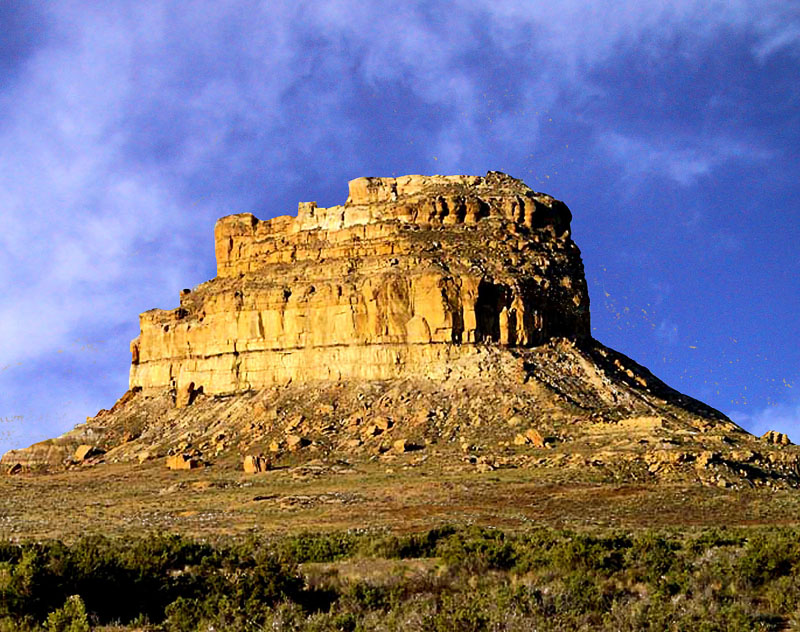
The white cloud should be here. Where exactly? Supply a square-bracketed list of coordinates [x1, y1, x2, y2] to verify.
[596, 132, 773, 187]
[457, 0, 800, 72]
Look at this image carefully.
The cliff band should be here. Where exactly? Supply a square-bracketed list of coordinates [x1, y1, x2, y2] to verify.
[131, 172, 589, 394]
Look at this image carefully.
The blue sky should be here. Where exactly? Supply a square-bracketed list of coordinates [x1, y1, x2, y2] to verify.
[1, 1, 799, 453]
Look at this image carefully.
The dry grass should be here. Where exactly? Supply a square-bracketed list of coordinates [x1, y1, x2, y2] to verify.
[3, 457, 800, 543]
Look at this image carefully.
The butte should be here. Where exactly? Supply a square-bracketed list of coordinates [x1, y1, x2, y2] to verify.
[3, 172, 797, 487]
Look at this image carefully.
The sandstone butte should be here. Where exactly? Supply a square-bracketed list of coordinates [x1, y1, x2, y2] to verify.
[3, 172, 798, 487]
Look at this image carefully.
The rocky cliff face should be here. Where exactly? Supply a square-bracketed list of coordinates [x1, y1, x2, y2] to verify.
[130, 172, 589, 394]
[4, 172, 798, 488]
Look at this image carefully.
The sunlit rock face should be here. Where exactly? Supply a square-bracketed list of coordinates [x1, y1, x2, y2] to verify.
[129, 172, 591, 393]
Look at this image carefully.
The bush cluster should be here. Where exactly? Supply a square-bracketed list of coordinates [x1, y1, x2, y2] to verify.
[1, 526, 800, 630]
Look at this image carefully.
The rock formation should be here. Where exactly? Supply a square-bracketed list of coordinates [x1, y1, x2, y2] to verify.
[3, 172, 798, 488]
[130, 172, 589, 393]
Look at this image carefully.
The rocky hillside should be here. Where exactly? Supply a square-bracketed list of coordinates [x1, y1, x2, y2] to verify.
[3, 172, 797, 487]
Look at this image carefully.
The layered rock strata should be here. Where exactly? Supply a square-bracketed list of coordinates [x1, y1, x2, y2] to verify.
[130, 172, 590, 394]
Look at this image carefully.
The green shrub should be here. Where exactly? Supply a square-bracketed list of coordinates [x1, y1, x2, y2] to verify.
[343, 582, 390, 611]
[46, 595, 89, 632]
[737, 531, 800, 588]
[3, 526, 800, 629]
[0, 616, 37, 632]
[371, 526, 458, 559]
[627, 532, 679, 584]
[557, 571, 607, 614]
[764, 574, 800, 612]
[277, 532, 360, 563]
[688, 527, 745, 554]
[437, 527, 515, 571]
[549, 532, 631, 574]
[427, 592, 489, 632]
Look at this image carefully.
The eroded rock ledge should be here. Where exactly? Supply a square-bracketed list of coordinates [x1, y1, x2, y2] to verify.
[130, 172, 590, 394]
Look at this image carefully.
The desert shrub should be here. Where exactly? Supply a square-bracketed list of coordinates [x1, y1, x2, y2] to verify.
[763, 574, 800, 612]
[342, 581, 390, 611]
[45, 595, 89, 632]
[2, 544, 59, 620]
[59, 534, 213, 624]
[5, 526, 800, 629]
[365, 526, 457, 559]
[437, 527, 515, 571]
[556, 571, 607, 614]
[737, 531, 800, 588]
[0, 542, 21, 565]
[0, 535, 304, 629]
[688, 527, 746, 554]
[425, 592, 490, 632]
[0, 617, 38, 632]
[163, 549, 303, 630]
[626, 531, 680, 585]
[547, 531, 631, 574]
[510, 528, 561, 572]
[277, 531, 360, 563]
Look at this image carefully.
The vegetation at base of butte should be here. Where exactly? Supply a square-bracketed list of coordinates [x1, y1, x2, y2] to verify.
[3, 526, 800, 631]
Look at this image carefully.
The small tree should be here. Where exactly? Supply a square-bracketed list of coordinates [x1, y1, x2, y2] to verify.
[46, 595, 89, 632]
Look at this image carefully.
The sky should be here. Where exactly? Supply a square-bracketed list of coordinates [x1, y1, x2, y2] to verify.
[1, 0, 799, 454]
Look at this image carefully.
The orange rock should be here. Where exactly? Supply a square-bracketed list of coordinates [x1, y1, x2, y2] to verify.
[74, 444, 103, 461]
[514, 428, 546, 448]
[762, 430, 792, 446]
[166, 454, 199, 470]
[243, 454, 269, 474]
[286, 435, 309, 451]
[175, 382, 200, 408]
[524, 428, 546, 448]
[393, 439, 410, 453]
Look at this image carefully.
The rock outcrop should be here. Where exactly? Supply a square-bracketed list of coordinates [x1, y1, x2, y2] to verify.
[4, 172, 798, 487]
[130, 172, 589, 394]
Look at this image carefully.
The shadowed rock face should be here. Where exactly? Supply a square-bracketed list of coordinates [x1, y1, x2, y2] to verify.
[130, 172, 590, 394]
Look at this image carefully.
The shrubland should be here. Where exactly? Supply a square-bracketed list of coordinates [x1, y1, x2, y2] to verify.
[2, 526, 800, 630]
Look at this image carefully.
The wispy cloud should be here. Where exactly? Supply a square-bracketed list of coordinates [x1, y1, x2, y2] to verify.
[656, 320, 680, 346]
[595, 131, 773, 187]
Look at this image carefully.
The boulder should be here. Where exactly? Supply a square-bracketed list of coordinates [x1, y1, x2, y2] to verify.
[243, 454, 269, 474]
[175, 382, 200, 408]
[286, 434, 309, 451]
[74, 444, 104, 462]
[514, 428, 546, 448]
[762, 430, 792, 446]
[166, 454, 200, 470]
[695, 451, 721, 469]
